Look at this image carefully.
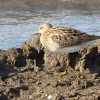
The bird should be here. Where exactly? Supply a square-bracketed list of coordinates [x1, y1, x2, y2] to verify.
[36, 23, 100, 74]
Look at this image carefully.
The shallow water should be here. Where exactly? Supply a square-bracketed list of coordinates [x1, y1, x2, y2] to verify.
[0, 0, 100, 50]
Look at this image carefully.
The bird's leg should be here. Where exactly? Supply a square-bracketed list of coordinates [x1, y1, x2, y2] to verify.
[61, 55, 70, 75]
[56, 54, 71, 76]
[66, 55, 70, 67]
[66, 55, 70, 73]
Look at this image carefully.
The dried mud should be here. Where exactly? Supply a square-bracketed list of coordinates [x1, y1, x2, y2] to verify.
[0, 33, 100, 100]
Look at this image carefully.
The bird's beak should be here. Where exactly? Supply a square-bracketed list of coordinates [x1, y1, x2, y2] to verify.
[32, 30, 40, 36]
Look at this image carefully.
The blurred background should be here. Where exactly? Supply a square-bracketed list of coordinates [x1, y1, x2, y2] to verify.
[0, 0, 100, 49]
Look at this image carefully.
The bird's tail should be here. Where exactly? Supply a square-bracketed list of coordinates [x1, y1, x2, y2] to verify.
[94, 35, 100, 40]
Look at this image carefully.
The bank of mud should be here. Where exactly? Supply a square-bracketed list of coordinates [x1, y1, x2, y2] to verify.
[0, 33, 100, 100]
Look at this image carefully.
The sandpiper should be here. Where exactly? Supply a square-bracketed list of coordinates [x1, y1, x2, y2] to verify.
[36, 23, 100, 73]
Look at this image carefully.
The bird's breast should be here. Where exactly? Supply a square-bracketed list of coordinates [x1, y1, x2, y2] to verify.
[40, 34, 60, 52]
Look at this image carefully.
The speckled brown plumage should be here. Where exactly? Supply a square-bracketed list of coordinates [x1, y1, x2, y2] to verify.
[37, 23, 100, 54]
[48, 26, 100, 47]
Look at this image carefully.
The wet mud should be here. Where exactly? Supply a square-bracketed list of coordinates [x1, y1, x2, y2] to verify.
[0, 33, 100, 100]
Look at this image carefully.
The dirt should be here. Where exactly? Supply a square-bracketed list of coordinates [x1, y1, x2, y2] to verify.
[0, 33, 100, 100]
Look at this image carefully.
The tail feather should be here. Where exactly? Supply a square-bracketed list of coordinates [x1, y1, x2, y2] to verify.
[94, 35, 100, 39]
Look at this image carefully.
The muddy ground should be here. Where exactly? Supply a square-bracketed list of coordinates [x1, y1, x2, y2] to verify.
[0, 33, 100, 100]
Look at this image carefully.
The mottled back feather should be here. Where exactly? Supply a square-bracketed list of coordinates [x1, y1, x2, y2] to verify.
[46, 26, 100, 47]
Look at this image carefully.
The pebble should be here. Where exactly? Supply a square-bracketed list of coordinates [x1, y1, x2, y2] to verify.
[48, 95, 52, 99]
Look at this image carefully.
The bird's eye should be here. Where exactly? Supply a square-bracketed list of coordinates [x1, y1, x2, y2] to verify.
[40, 27, 43, 29]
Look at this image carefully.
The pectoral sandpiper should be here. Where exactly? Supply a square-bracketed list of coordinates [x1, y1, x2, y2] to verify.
[36, 23, 100, 73]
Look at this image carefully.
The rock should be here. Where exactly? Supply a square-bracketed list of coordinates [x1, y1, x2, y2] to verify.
[0, 33, 100, 100]
[0, 92, 8, 100]
[0, 33, 100, 74]
[47, 95, 52, 99]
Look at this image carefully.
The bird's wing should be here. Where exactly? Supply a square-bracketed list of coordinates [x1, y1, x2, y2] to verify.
[49, 26, 98, 47]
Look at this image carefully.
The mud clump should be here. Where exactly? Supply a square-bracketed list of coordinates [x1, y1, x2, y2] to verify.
[0, 33, 100, 100]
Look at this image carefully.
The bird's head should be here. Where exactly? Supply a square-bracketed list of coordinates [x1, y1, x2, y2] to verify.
[36, 23, 52, 34]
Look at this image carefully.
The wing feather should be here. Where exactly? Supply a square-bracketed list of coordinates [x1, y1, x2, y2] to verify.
[48, 26, 99, 47]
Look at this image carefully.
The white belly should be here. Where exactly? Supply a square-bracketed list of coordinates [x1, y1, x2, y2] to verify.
[41, 33, 98, 55]
[53, 40, 98, 54]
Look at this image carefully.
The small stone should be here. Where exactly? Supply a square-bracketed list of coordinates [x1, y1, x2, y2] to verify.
[29, 95, 33, 99]
[86, 81, 94, 88]
[48, 95, 52, 99]
[34, 66, 41, 73]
